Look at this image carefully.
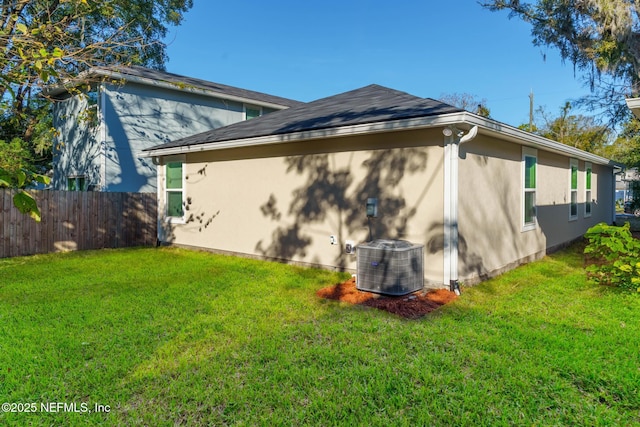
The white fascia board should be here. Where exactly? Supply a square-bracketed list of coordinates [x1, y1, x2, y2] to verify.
[142, 113, 472, 157]
[44, 68, 292, 110]
[626, 97, 640, 119]
[144, 111, 619, 168]
[462, 114, 617, 166]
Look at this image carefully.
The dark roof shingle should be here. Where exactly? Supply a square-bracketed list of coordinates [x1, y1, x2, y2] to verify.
[100, 66, 303, 108]
[48, 65, 303, 108]
[146, 84, 462, 152]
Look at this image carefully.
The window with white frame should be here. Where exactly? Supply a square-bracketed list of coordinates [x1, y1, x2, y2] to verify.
[570, 158, 579, 220]
[585, 162, 592, 217]
[523, 147, 537, 231]
[165, 161, 184, 219]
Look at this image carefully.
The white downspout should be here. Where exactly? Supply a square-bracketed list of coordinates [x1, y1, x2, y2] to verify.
[444, 125, 478, 294]
[156, 157, 164, 244]
[443, 129, 454, 288]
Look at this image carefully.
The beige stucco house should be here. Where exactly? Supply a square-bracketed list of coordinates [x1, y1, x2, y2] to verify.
[144, 85, 618, 289]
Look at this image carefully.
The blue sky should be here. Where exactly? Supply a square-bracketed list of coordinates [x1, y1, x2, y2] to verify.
[163, 0, 589, 127]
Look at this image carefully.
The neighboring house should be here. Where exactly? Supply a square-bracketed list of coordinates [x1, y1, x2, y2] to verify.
[621, 98, 640, 203]
[616, 167, 639, 202]
[626, 97, 640, 119]
[46, 66, 302, 192]
[144, 84, 619, 288]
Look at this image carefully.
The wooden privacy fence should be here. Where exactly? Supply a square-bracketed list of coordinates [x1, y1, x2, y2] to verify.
[1, 190, 157, 259]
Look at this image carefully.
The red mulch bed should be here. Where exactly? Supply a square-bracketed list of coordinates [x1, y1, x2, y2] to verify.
[316, 278, 458, 319]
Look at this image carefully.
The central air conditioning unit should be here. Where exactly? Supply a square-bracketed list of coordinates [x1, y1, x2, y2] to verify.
[356, 239, 424, 296]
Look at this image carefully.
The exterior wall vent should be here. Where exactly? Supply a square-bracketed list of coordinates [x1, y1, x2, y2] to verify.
[356, 239, 424, 295]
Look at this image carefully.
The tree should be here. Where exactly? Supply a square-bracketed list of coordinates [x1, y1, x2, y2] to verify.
[535, 101, 611, 154]
[0, 0, 193, 220]
[482, 0, 640, 123]
[438, 92, 492, 117]
[601, 117, 640, 167]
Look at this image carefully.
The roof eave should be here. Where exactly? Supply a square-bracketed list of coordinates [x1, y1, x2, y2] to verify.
[142, 112, 473, 157]
[465, 114, 618, 167]
[144, 112, 617, 167]
[626, 97, 640, 119]
[43, 68, 295, 110]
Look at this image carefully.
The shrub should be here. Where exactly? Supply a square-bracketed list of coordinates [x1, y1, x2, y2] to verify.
[584, 222, 640, 292]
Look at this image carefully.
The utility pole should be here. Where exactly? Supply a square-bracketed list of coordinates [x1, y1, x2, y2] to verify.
[529, 90, 534, 131]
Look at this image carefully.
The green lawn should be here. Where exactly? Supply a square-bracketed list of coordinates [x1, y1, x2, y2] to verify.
[1, 246, 639, 426]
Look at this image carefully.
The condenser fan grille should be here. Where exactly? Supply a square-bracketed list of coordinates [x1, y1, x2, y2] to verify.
[356, 239, 424, 296]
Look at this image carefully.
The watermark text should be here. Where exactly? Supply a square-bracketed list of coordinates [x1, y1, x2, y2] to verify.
[1, 402, 110, 414]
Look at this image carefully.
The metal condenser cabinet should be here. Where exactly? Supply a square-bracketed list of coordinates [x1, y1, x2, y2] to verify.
[356, 239, 424, 295]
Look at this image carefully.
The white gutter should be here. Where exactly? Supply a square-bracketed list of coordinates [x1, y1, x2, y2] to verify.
[443, 126, 478, 294]
[626, 97, 640, 119]
[142, 111, 615, 167]
[443, 129, 455, 290]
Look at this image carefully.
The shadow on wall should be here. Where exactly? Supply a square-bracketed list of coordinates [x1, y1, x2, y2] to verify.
[64, 89, 227, 193]
[158, 164, 221, 244]
[53, 100, 102, 190]
[443, 143, 539, 284]
[103, 94, 157, 192]
[254, 148, 432, 269]
[425, 221, 489, 283]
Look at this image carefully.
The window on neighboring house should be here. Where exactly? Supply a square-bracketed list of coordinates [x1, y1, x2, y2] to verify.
[585, 162, 592, 217]
[523, 147, 537, 231]
[570, 159, 579, 220]
[166, 161, 184, 219]
[67, 176, 86, 191]
[245, 105, 262, 120]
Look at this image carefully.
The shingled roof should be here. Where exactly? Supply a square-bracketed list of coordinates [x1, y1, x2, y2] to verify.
[46, 65, 303, 109]
[145, 84, 463, 152]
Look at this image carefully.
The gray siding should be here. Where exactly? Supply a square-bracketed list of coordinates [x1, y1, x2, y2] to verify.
[101, 82, 247, 192]
[52, 95, 102, 191]
[53, 81, 264, 192]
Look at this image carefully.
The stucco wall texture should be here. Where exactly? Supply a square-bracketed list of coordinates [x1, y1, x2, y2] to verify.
[159, 127, 614, 287]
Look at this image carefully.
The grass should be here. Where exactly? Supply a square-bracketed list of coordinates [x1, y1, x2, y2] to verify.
[0, 246, 639, 426]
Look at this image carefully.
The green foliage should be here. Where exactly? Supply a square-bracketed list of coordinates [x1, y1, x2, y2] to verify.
[0, 0, 194, 164]
[0, 138, 33, 175]
[11, 190, 42, 222]
[0, 0, 193, 220]
[584, 222, 640, 292]
[0, 96, 55, 175]
[535, 102, 610, 154]
[603, 117, 640, 168]
[482, 0, 640, 123]
[0, 166, 50, 222]
[518, 122, 538, 133]
[1, 1, 194, 97]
